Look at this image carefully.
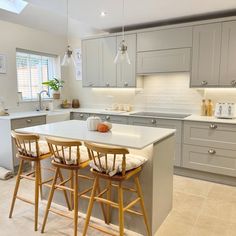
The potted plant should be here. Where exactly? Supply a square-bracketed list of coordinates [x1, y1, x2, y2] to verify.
[42, 78, 64, 99]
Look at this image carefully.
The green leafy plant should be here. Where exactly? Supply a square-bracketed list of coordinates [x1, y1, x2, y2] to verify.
[42, 78, 64, 91]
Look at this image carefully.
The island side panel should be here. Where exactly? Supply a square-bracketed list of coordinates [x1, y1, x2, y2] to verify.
[152, 134, 175, 234]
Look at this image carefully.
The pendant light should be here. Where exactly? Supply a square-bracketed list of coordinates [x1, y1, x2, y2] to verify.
[61, 0, 76, 66]
[114, 0, 131, 64]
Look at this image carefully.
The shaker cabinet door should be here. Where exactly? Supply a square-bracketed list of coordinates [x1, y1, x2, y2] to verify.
[220, 21, 236, 87]
[116, 34, 137, 87]
[82, 39, 101, 87]
[100, 36, 117, 87]
[191, 23, 221, 87]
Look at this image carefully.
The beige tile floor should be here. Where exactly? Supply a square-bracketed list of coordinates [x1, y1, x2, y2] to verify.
[1, 175, 236, 235]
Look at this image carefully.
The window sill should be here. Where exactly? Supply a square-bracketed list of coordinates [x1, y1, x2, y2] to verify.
[19, 98, 54, 103]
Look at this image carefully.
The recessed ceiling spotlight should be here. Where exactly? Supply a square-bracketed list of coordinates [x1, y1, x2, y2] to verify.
[100, 11, 107, 17]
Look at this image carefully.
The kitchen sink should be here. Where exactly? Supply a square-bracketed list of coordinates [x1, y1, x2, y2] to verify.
[129, 112, 190, 119]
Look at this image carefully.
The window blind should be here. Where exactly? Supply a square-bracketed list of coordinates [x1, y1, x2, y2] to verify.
[16, 51, 57, 100]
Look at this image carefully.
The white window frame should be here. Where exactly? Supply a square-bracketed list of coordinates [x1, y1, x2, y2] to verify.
[16, 49, 59, 101]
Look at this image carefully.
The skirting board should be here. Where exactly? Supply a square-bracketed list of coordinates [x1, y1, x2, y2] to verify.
[174, 167, 236, 187]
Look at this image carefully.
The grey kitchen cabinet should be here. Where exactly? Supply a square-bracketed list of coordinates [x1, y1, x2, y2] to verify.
[183, 121, 236, 177]
[183, 144, 236, 177]
[70, 112, 90, 120]
[82, 38, 101, 87]
[94, 114, 128, 124]
[128, 116, 182, 166]
[220, 21, 236, 87]
[0, 116, 46, 172]
[137, 48, 191, 74]
[137, 27, 192, 52]
[82, 36, 117, 87]
[191, 23, 222, 87]
[117, 34, 137, 87]
[183, 121, 236, 151]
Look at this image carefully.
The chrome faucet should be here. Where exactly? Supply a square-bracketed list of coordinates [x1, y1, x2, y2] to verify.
[38, 90, 50, 111]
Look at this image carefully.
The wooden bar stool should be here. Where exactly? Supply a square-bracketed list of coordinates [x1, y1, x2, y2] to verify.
[82, 142, 151, 236]
[8, 131, 70, 232]
[41, 137, 107, 236]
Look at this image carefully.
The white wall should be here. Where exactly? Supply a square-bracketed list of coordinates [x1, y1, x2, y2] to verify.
[0, 20, 68, 111]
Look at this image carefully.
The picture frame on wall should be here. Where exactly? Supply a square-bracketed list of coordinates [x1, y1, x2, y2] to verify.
[75, 48, 82, 81]
[0, 54, 6, 74]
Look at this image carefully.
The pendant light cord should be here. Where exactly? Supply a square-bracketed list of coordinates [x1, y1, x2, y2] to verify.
[122, 0, 125, 41]
[66, 0, 69, 46]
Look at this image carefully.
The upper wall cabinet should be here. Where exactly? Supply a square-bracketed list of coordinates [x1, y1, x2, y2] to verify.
[137, 27, 192, 52]
[191, 23, 222, 87]
[116, 34, 136, 87]
[82, 38, 101, 87]
[82, 36, 117, 87]
[137, 48, 191, 74]
[220, 21, 236, 87]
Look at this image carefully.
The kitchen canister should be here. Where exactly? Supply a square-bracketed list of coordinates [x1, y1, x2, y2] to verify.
[72, 99, 80, 108]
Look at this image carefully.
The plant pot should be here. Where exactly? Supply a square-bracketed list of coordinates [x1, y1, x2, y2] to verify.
[53, 92, 60, 99]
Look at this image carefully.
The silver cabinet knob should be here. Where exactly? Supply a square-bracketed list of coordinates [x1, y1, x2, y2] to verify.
[106, 83, 110, 87]
[231, 80, 236, 87]
[26, 119, 32, 123]
[105, 116, 110, 120]
[124, 82, 128, 87]
[209, 124, 217, 129]
[79, 114, 84, 118]
[151, 119, 156, 124]
[208, 149, 216, 155]
[201, 81, 208, 86]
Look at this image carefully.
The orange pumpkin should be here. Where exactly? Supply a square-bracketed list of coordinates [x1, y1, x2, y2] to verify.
[97, 123, 109, 133]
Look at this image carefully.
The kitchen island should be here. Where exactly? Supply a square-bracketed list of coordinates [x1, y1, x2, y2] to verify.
[17, 120, 175, 235]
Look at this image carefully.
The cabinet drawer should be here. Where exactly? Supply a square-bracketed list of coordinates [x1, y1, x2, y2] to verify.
[137, 48, 191, 74]
[183, 144, 236, 177]
[99, 115, 128, 124]
[11, 116, 46, 129]
[129, 117, 182, 142]
[184, 121, 236, 150]
[137, 27, 192, 52]
[70, 112, 90, 120]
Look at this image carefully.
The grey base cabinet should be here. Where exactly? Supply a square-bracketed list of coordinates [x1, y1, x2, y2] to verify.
[0, 116, 46, 171]
[128, 116, 182, 167]
[183, 121, 236, 177]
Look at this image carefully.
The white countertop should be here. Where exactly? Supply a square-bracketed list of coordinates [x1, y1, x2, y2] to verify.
[1, 108, 236, 125]
[184, 115, 236, 124]
[16, 120, 176, 149]
[0, 110, 70, 120]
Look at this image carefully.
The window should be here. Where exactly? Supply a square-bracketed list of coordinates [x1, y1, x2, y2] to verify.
[16, 50, 57, 100]
[0, 0, 28, 14]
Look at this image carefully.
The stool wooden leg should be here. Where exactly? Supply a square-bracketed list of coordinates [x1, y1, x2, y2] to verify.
[97, 180, 107, 224]
[106, 180, 112, 224]
[9, 159, 24, 218]
[58, 169, 71, 211]
[38, 161, 43, 200]
[41, 167, 59, 233]
[118, 182, 124, 236]
[82, 176, 99, 236]
[34, 161, 40, 231]
[134, 176, 151, 236]
[73, 170, 79, 236]
[70, 170, 74, 210]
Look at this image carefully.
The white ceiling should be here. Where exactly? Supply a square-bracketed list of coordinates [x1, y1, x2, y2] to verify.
[0, 0, 236, 37]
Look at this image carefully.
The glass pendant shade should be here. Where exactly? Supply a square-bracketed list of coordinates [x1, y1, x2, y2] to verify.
[114, 40, 131, 64]
[61, 46, 76, 66]
[114, 0, 130, 65]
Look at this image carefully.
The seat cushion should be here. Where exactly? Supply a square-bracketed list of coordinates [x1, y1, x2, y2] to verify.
[89, 154, 147, 176]
[53, 145, 90, 165]
[19, 140, 50, 157]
